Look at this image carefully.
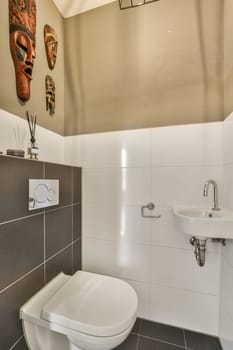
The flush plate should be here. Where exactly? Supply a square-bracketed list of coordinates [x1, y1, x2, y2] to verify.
[29, 179, 59, 211]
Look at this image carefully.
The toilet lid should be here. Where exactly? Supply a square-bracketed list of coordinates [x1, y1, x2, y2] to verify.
[41, 271, 138, 337]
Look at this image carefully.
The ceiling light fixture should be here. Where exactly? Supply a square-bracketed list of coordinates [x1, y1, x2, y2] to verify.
[119, 0, 160, 10]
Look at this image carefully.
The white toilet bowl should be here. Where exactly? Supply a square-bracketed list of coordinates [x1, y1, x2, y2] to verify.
[20, 271, 138, 350]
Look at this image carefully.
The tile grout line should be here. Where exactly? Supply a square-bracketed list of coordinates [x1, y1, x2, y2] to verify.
[0, 211, 44, 226]
[72, 204, 74, 274]
[43, 162, 46, 284]
[9, 335, 24, 350]
[136, 334, 140, 350]
[0, 239, 80, 295]
[43, 209, 46, 284]
[0, 262, 44, 295]
[135, 319, 143, 350]
[45, 241, 74, 263]
[183, 329, 187, 349]
[139, 334, 186, 349]
[71, 168, 74, 274]
[0, 203, 80, 227]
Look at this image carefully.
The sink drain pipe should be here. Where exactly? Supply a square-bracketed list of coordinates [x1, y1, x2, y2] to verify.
[190, 237, 207, 267]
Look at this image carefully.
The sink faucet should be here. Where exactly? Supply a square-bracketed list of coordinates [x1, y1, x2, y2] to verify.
[203, 179, 220, 211]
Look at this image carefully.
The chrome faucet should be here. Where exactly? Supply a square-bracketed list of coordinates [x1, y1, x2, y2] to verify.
[203, 179, 220, 211]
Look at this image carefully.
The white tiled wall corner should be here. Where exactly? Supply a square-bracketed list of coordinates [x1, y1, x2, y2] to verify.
[66, 122, 224, 336]
[219, 299, 233, 350]
[223, 113, 233, 165]
[219, 116, 233, 349]
[0, 109, 64, 164]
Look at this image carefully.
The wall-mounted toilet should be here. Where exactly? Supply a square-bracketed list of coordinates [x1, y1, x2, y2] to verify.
[20, 271, 138, 350]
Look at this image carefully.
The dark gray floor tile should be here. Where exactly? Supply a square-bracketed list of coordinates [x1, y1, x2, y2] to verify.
[12, 337, 28, 350]
[141, 320, 185, 347]
[73, 204, 81, 240]
[46, 245, 73, 282]
[139, 337, 184, 350]
[114, 334, 138, 350]
[0, 266, 44, 349]
[73, 240, 82, 273]
[45, 162, 72, 207]
[185, 330, 222, 350]
[132, 318, 142, 334]
[73, 167, 81, 204]
[0, 156, 43, 223]
[45, 206, 72, 259]
[0, 215, 44, 291]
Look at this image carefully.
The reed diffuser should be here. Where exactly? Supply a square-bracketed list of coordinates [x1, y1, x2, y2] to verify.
[26, 111, 39, 160]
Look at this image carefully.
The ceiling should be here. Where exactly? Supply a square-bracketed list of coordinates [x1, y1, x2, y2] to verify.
[53, 0, 116, 18]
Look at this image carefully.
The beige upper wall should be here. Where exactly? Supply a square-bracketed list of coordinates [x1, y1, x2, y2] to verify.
[0, 0, 65, 135]
[224, 0, 233, 118]
[64, 0, 225, 136]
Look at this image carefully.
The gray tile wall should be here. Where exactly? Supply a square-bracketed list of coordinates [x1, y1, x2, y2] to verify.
[0, 155, 82, 350]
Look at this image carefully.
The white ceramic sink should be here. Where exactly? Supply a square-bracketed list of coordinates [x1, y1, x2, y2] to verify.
[173, 207, 233, 239]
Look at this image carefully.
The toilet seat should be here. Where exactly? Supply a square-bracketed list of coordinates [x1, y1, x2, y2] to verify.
[42, 271, 137, 337]
[20, 271, 138, 350]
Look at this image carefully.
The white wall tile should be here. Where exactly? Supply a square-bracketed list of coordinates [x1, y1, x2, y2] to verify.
[223, 113, 233, 165]
[151, 206, 192, 250]
[219, 299, 233, 349]
[83, 238, 150, 282]
[64, 135, 82, 166]
[150, 284, 219, 335]
[79, 129, 151, 168]
[0, 109, 64, 164]
[123, 279, 150, 319]
[151, 246, 221, 295]
[223, 164, 233, 209]
[151, 123, 222, 167]
[37, 125, 64, 164]
[83, 204, 151, 245]
[152, 166, 223, 207]
[83, 168, 151, 206]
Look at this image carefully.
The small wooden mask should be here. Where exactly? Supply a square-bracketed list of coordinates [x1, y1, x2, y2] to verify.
[9, 0, 37, 103]
[44, 25, 58, 70]
[46, 75, 55, 116]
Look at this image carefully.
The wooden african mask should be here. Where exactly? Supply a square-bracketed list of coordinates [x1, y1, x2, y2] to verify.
[9, 0, 36, 103]
[44, 25, 58, 70]
[46, 75, 55, 116]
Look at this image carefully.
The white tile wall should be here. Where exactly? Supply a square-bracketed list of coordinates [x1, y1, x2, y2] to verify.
[150, 284, 219, 335]
[220, 114, 233, 349]
[65, 123, 223, 336]
[151, 166, 223, 207]
[83, 168, 151, 206]
[0, 109, 64, 164]
[151, 123, 223, 167]
[83, 237, 150, 282]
